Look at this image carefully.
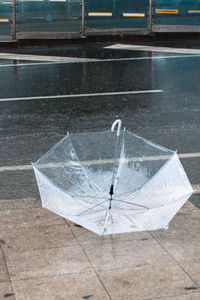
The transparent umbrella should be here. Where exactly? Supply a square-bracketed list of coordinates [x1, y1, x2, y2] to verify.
[33, 120, 193, 235]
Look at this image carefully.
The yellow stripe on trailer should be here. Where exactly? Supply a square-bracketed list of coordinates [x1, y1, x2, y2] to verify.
[155, 9, 179, 14]
[0, 18, 9, 22]
[88, 12, 112, 17]
[123, 13, 145, 17]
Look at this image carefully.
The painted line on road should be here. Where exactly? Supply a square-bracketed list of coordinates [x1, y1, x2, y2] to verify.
[105, 44, 200, 55]
[193, 185, 200, 193]
[1, 152, 200, 193]
[0, 90, 163, 102]
[0, 53, 99, 63]
[1, 152, 200, 172]
[1, 153, 200, 193]
[1, 53, 200, 68]
[0, 62, 66, 68]
[96, 55, 200, 62]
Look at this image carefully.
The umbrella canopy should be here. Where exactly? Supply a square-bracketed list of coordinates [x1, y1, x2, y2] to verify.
[33, 120, 193, 235]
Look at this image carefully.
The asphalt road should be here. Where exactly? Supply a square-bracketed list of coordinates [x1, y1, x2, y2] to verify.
[0, 42, 200, 205]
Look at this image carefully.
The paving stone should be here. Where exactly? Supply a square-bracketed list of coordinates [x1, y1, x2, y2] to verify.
[0, 224, 77, 252]
[68, 219, 153, 246]
[153, 238, 200, 266]
[0, 248, 9, 283]
[153, 201, 200, 242]
[0, 197, 41, 210]
[97, 265, 199, 299]
[151, 201, 200, 287]
[5, 246, 91, 280]
[159, 293, 200, 299]
[0, 182, 198, 299]
[12, 270, 110, 300]
[0, 282, 15, 299]
[180, 263, 200, 287]
[83, 238, 174, 271]
[0, 207, 65, 231]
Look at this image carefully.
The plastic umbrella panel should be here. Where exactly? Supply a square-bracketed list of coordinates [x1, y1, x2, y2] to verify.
[33, 129, 193, 235]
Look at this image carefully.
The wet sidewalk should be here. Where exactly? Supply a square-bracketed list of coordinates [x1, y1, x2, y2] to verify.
[0, 196, 199, 299]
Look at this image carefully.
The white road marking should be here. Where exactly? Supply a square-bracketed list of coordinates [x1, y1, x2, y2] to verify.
[100, 55, 200, 61]
[193, 185, 200, 193]
[0, 53, 99, 63]
[0, 90, 163, 102]
[105, 43, 200, 55]
[0, 165, 32, 171]
[1, 152, 200, 192]
[0, 62, 64, 68]
[0, 53, 200, 68]
[1, 152, 200, 172]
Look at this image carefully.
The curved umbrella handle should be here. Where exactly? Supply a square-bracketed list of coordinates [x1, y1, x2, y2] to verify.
[111, 119, 122, 136]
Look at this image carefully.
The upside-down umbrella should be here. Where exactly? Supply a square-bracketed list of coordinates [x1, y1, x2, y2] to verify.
[33, 120, 193, 235]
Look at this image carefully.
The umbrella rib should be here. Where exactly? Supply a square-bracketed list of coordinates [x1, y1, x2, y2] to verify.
[102, 208, 111, 234]
[60, 170, 94, 197]
[110, 153, 177, 209]
[71, 196, 106, 209]
[122, 152, 177, 202]
[77, 207, 108, 216]
[113, 210, 141, 227]
[34, 166, 99, 203]
[103, 209, 138, 232]
[112, 198, 149, 209]
[77, 199, 108, 217]
[113, 206, 147, 211]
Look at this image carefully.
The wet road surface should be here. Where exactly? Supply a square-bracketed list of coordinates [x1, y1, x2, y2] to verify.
[0, 42, 200, 203]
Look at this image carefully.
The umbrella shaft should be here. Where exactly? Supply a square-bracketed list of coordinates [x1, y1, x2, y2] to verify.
[109, 184, 114, 209]
[109, 135, 120, 209]
[111, 135, 119, 185]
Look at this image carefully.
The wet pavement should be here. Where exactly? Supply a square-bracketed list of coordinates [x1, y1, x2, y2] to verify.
[1, 43, 200, 198]
[0, 42, 200, 299]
